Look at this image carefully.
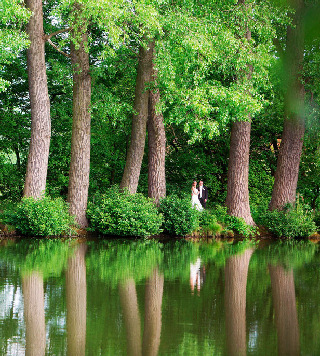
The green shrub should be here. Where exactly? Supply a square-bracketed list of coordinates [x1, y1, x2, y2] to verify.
[87, 188, 163, 237]
[159, 195, 199, 236]
[198, 209, 223, 237]
[314, 210, 320, 230]
[259, 203, 317, 238]
[1, 196, 74, 237]
[214, 205, 258, 237]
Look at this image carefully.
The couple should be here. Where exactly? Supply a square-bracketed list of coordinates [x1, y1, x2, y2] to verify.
[191, 180, 208, 211]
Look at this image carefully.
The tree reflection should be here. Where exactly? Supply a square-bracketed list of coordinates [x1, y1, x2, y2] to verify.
[225, 248, 254, 356]
[269, 265, 300, 356]
[119, 278, 142, 356]
[142, 269, 164, 356]
[66, 244, 87, 356]
[119, 268, 164, 356]
[22, 272, 46, 356]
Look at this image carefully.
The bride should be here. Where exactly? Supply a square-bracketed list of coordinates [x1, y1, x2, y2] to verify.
[191, 181, 203, 211]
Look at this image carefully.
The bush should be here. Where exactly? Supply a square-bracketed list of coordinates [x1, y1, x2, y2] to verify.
[314, 210, 320, 230]
[1, 196, 74, 237]
[214, 205, 258, 237]
[87, 188, 163, 237]
[258, 203, 317, 238]
[198, 209, 223, 237]
[159, 195, 199, 236]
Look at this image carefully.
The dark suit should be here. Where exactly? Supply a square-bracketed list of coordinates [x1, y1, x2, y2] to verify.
[198, 185, 208, 209]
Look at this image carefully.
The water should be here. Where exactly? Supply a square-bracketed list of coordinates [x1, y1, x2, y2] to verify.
[0, 238, 319, 355]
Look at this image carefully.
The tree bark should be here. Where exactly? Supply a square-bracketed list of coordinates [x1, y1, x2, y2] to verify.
[67, 4, 91, 228]
[226, 0, 254, 226]
[22, 272, 46, 356]
[147, 64, 166, 205]
[269, 0, 305, 210]
[66, 244, 87, 356]
[119, 279, 142, 356]
[269, 265, 300, 356]
[142, 269, 164, 356]
[120, 41, 155, 194]
[225, 249, 253, 356]
[226, 120, 254, 225]
[23, 0, 51, 198]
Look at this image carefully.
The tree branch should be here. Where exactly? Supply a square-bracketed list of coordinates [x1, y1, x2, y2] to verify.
[44, 28, 71, 41]
[47, 39, 71, 58]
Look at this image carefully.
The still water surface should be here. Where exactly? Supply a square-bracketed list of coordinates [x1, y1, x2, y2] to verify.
[0, 238, 319, 355]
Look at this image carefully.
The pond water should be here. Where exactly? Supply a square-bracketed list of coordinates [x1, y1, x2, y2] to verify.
[0, 238, 319, 355]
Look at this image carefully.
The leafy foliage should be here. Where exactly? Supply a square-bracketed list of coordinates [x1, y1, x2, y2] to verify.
[159, 195, 199, 236]
[87, 187, 163, 237]
[1, 196, 74, 237]
[256, 203, 317, 238]
[214, 205, 258, 237]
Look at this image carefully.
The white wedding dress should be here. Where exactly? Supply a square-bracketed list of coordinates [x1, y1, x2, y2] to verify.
[191, 188, 203, 211]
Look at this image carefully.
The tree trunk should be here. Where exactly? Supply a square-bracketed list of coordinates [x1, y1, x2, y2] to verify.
[22, 272, 46, 356]
[142, 269, 164, 356]
[226, 0, 254, 226]
[269, 0, 305, 210]
[225, 249, 253, 356]
[66, 244, 87, 356]
[226, 120, 254, 225]
[147, 65, 166, 205]
[269, 265, 300, 356]
[119, 279, 142, 356]
[67, 5, 91, 228]
[23, 0, 51, 198]
[120, 41, 154, 194]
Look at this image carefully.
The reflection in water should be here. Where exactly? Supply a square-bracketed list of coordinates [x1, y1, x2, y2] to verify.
[119, 269, 164, 356]
[189, 258, 205, 295]
[269, 265, 300, 356]
[142, 269, 164, 356]
[22, 272, 46, 356]
[66, 244, 87, 356]
[225, 249, 254, 356]
[119, 279, 142, 356]
[2, 239, 319, 355]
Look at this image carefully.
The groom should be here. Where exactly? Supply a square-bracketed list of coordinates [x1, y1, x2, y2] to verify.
[198, 180, 208, 209]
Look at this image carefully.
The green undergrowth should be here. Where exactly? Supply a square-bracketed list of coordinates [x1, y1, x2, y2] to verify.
[87, 187, 163, 237]
[254, 202, 317, 238]
[0, 196, 75, 237]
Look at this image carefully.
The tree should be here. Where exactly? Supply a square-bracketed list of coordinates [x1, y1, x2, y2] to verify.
[226, 0, 255, 226]
[23, 0, 51, 198]
[67, 3, 92, 227]
[269, 0, 305, 210]
[120, 41, 155, 194]
[147, 61, 166, 205]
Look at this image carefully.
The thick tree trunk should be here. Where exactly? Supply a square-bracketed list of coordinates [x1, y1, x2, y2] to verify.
[119, 279, 142, 356]
[22, 272, 46, 356]
[142, 269, 164, 356]
[226, 1, 254, 226]
[225, 249, 253, 356]
[226, 120, 254, 225]
[120, 41, 154, 194]
[269, 265, 300, 356]
[66, 244, 87, 356]
[269, 0, 305, 210]
[147, 65, 166, 205]
[24, 0, 51, 198]
[67, 6, 91, 228]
